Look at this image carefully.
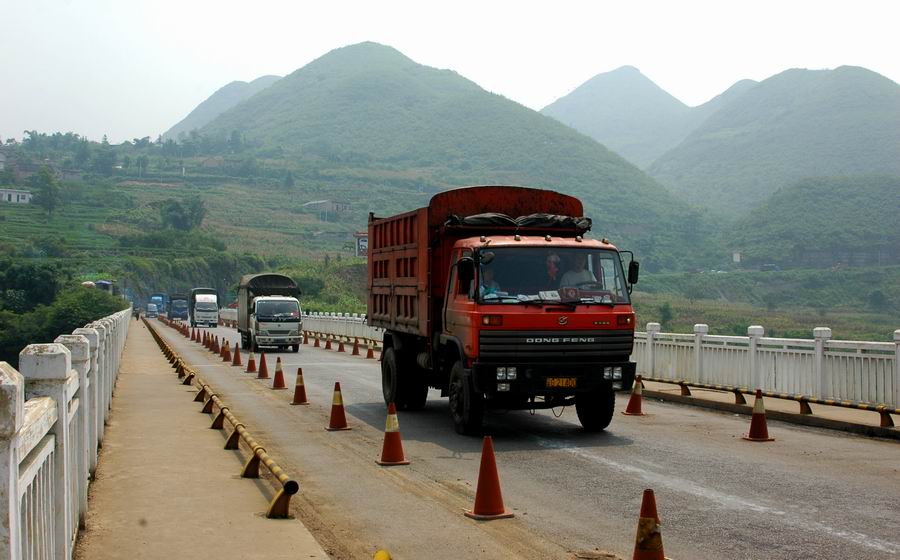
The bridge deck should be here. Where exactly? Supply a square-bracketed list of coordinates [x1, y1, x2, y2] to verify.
[73, 320, 328, 559]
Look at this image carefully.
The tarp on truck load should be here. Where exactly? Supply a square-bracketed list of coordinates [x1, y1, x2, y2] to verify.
[238, 273, 300, 298]
[444, 212, 592, 233]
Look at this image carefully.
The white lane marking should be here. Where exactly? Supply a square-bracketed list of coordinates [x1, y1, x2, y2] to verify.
[534, 438, 900, 554]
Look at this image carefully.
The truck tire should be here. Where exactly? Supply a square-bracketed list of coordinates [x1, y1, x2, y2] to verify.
[251, 335, 259, 353]
[401, 371, 428, 411]
[291, 344, 300, 353]
[381, 348, 403, 407]
[449, 361, 484, 435]
[575, 389, 615, 432]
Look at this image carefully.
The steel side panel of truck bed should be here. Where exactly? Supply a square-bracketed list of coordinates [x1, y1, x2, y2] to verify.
[367, 185, 586, 338]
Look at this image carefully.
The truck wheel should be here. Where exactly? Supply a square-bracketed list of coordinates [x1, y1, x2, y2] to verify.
[291, 344, 300, 353]
[575, 389, 615, 432]
[449, 361, 483, 435]
[381, 348, 404, 408]
[251, 335, 259, 353]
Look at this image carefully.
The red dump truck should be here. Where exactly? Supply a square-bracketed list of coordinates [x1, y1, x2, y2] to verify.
[367, 185, 639, 434]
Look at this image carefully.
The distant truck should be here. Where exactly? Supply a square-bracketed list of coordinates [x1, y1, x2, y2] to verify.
[149, 293, 167, 315]
[145, 303, 159, 318]
[368, 185, 640, 434]
[237, 273, 302, 353]
[169, 293, 189, 320]
[190, 288, 219, 328]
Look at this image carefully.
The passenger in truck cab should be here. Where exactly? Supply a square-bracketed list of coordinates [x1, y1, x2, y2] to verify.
[560, 253, 597, 287]
[543, 253, 561, 290]
[479, 265, 501, 298]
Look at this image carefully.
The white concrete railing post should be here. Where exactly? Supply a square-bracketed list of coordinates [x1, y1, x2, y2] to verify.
[55, 335, 90, 530]
[693, 324, 708, 384]
[19, 343, 74, 560]
[747, 325, 765, 390]
[72, 328, 100, 475]
[813, 327, 833, 399]
[0, 364, 24, 560]
[894, 330, 900, 409]
[646, 323, 661, 378]
[92, 322, 108, 442]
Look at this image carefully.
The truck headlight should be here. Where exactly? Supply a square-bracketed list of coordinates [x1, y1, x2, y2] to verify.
[496, 367, 507, 380]
[506, 367, 517, 380]
[497, 383, 510, 392]
[613, 366, 622, 380]
[258, 330, 269, 336]
[603, 367, 612, 379]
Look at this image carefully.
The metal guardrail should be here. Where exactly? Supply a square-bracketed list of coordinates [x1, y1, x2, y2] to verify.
[145, 317, 299, 518]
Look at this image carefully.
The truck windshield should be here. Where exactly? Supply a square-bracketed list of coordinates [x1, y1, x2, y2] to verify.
[172, 301, 188, 309]
[255, 301, 301, 322]
[477, 247, 630, 305]
[195, 302, 217, 311]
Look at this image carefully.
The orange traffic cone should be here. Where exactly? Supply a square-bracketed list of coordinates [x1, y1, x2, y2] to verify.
[246, 351, 257, 374]
[222, 341, 232, 362]
[271, 357, 287, 390]
[232, 342, 242, 366]
[376, 403, 410, 466]
[337, 339, 345, 352]
[290, 368, 309, 405]
[366, 342, 375, 359]
[257, 352, 269, 379]
[632, 489, 665, 560]
[325, 336, 332, 350]
[325, 382, 351, 431]
[352, 338, 360, 356]
[743, 389, 775, 442]
[213, 336, 220, 354]
[191, 328, 196, 342]
[623, 375, 646, 416]
[202, 332, 208, 348]
[314, 335, 320, 348]
[464, 436, 513, 520]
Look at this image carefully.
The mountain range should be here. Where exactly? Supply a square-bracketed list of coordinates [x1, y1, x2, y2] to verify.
[163, 75, 281, 140]
[544, 65, 900, 217]
[188, 42, 709, 270]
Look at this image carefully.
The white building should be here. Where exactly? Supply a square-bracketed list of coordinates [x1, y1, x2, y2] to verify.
[0, 188, 33, 204]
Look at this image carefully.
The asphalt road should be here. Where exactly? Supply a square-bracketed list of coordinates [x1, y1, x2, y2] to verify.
[158, 323, 900, 560]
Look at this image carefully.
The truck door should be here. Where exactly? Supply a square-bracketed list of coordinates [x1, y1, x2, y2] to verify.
[444, 250, 476, 345]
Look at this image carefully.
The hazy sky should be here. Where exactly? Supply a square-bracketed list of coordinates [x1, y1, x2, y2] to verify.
[2, 0, 898, 143]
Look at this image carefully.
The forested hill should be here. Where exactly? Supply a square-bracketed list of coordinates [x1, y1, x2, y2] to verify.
[197, 42, 714, 270]
[163, 75, 281, 140]
[648, 66, 900, 217]
[729, 175, 900, 266]
[541, 66, 695, 167]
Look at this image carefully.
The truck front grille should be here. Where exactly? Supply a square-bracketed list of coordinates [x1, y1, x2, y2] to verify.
[478, 330, 633, 363]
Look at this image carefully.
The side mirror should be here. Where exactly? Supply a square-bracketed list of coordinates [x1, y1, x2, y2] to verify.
[628, 261, 640, 285]
[458, 257, 475, 289]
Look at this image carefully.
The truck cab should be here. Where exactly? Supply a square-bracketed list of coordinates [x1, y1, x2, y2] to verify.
[368, 185, 639, 435]
[248, 296, 302, 352]
[190, 290, 219, 328]
[237, 274, 302, 354]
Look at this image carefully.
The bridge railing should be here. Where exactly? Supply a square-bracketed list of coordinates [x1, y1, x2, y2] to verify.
[0, 308, 131, 560]
[637, 323, 900, 409]
[291, 311, 899, 409]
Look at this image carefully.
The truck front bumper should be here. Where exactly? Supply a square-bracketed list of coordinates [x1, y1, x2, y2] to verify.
[471, 361, 636, 398]
[255, 336, 301, 346]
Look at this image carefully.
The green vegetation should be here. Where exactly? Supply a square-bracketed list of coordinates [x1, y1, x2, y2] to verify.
[729, 175, 900, 266]
[0, 260, 128, 367]
[648, 66, 900, 217]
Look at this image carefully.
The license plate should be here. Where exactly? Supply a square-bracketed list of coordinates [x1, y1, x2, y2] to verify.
[545, 377, 577, 388]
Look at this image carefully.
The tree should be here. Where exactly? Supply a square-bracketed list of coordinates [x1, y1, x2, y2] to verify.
[283, 170, 295, 188]
[659, 302, 674, 329]
[136, 155, 149, 177]
[31, 166, 61, 219]
[92, 146, 117, 176]
[160, 196, 205, 231]
[74, 139, 91, 167]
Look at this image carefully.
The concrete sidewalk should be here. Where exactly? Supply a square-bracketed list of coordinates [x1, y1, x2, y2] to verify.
[74, 321, 329, 559]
